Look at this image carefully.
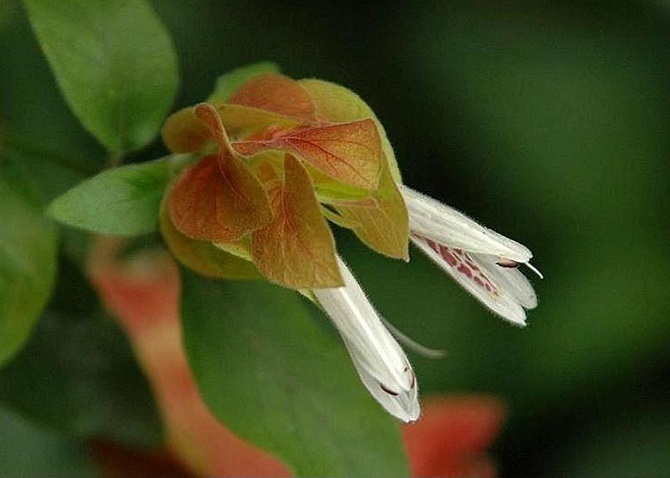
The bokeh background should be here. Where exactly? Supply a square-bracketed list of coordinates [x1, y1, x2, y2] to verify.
[1, 0, 669, 476]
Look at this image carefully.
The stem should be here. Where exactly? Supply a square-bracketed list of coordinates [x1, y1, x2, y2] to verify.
[108, 151, 125, 168]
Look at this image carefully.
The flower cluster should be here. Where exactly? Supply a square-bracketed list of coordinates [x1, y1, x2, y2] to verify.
[160, 71, 540, 422]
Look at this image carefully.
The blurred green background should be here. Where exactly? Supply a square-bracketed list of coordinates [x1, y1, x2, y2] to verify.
[1, 0, 669, 476]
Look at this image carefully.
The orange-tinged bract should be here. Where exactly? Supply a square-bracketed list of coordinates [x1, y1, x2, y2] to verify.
[160, 191, 261, 279]
[168, 105, 272, 243]
[251, 155, 343, 288]
[161, 106, 212, 153]
[161, 72, 410, 289]
[298, 78, 403, 183]
[168, 155, 268, 242]
[227, 73, 316, 121]
[217, 103, 301, 137]
[235, 119, 382, 190]
[335, 160, 409, 260]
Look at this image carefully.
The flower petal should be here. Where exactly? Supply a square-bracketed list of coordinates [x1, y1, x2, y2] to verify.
[313, 257, 420, 422]
[345, 335, 420, 423]
[411, 234, 528, 326]
[402, 395, 505, 478]
[251, 155, 343, 289]
[470, 253, 538, 309]
[402, 185, 532, 263]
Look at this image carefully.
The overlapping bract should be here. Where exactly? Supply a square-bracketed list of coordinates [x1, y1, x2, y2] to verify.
[161, 73, 409, 289]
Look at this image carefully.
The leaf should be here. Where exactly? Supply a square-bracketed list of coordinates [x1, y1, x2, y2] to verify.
[0, 306, 163, 447]
[208, 62, 281, 103]
[0, 178, 57, 366]
[0, 406, 95, 478]
[299, 78, 403, 182]
[335, 161, 409, 260]
[236, 119, 382, 190]
[0, 256, 162, 447]
[160, 190, 261, 279]
[47, 157, 178, 236]
[251, 155, 342, 288]
[0, 133, 95, 207]
[180, 271, 409, 477]
[22, 0, 179, 152]
[228, 73, 316, 122]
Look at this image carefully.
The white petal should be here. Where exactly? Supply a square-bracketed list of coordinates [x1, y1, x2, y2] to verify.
[401, 185, 532, 262]
[343, 336, 420, 422]
[313, 257, 420, 422]
[411, 234, 528, 326]
[471, 253, 538, 309]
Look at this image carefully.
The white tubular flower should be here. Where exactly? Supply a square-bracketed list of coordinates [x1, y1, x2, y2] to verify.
[401, 185, 541, 326]
[313, 257, 420, 422]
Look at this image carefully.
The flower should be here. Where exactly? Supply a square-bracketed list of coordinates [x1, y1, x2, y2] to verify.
[314, 257, 420, 422]
[158, 66, 540, 421]
[402, 185, 541, 326]
[402, 395, 505, 478]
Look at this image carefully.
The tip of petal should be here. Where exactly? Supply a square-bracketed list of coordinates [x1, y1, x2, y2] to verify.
[507, 315, 528, 328]
[490, 298, 528, 327]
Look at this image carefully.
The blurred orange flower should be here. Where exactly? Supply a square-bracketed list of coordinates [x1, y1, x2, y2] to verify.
[402, 396, 505, 478]
[89, 238, 290, 477]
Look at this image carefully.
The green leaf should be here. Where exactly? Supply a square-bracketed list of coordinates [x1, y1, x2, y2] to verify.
[0, 178, 57, 367]
[181, 271, 408, 477]
[208, 62, 280, 103]
[22, 0, 179, 153]
[0, 258, 163, 447]
[0, 405, 95, 478]
[0, 132, 94, 208]
[47, 157, 180, 236]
